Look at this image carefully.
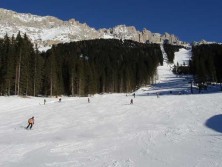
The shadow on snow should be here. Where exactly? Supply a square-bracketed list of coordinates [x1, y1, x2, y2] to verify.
[205, 115, 222, 133]
[137, 75, 222, 97]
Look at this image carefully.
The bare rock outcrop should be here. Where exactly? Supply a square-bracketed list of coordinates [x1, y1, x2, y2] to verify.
[0, 8, 186, 51]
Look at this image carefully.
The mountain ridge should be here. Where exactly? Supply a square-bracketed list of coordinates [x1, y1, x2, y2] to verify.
[0, 8, 188, 51]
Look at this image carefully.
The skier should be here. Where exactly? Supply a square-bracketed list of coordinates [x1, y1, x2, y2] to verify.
[26, 116, 34, 130]
[156, 92, 159, 98]
[88, 98, 90, 103]
[130, 99, 133, 104]
[44, 99, 46, 105]
[133, 93, 135, 98]
[59, 98, 61, 102]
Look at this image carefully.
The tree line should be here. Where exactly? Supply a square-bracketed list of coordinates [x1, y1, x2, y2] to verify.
[191, 44, 222, 84]
[0, 34, 163, 96]
[163, 44, 183, 63]
[0, 33, 44, 96]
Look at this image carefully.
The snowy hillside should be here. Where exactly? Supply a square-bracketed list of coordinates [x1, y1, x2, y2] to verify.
[0, 48, 222, 167]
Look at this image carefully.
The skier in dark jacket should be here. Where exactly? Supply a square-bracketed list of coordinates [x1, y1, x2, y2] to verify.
[130, 99, 133, 104]
[26, 116, 34, 129]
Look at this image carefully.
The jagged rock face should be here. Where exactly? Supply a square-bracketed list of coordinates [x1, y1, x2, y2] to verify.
[0, 8, 185, 51]
[0, 8, 101, 51]
[99, 25, 183, 45]
[192, 40, 221, 46]
[99, 25, 140, 41]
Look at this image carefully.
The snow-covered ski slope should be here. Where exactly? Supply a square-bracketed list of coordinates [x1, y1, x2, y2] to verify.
[137, 46, 193, 95]
[1, 47, 222, 167]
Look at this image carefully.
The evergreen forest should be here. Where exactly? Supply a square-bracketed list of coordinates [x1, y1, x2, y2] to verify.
[0, 34, 163, 96]
[191, 44, 222, 84]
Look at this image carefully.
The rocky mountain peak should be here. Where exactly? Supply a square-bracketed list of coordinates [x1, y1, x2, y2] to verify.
[0, 8, 187, 51]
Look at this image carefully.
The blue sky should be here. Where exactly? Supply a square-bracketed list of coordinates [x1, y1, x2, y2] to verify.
[1, 0, 221, 43]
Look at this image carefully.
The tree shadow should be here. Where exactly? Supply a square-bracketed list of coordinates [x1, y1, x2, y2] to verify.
[205, 115, 222, 133]
[137, 76, 222, 97]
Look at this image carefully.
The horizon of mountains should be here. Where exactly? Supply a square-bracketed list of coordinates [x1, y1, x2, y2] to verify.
[0, 8, 189, 51]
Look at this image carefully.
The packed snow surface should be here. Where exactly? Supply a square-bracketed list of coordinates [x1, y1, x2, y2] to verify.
[0, 48, 222, 167]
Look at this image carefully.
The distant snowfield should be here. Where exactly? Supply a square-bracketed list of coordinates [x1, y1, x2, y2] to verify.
[1, 48, 222, 167]
[174, 48, 192, 65]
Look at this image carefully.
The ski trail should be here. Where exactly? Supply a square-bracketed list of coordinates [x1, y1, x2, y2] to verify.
[1, 45, 222, 167]
[137, 45, 192, 95]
